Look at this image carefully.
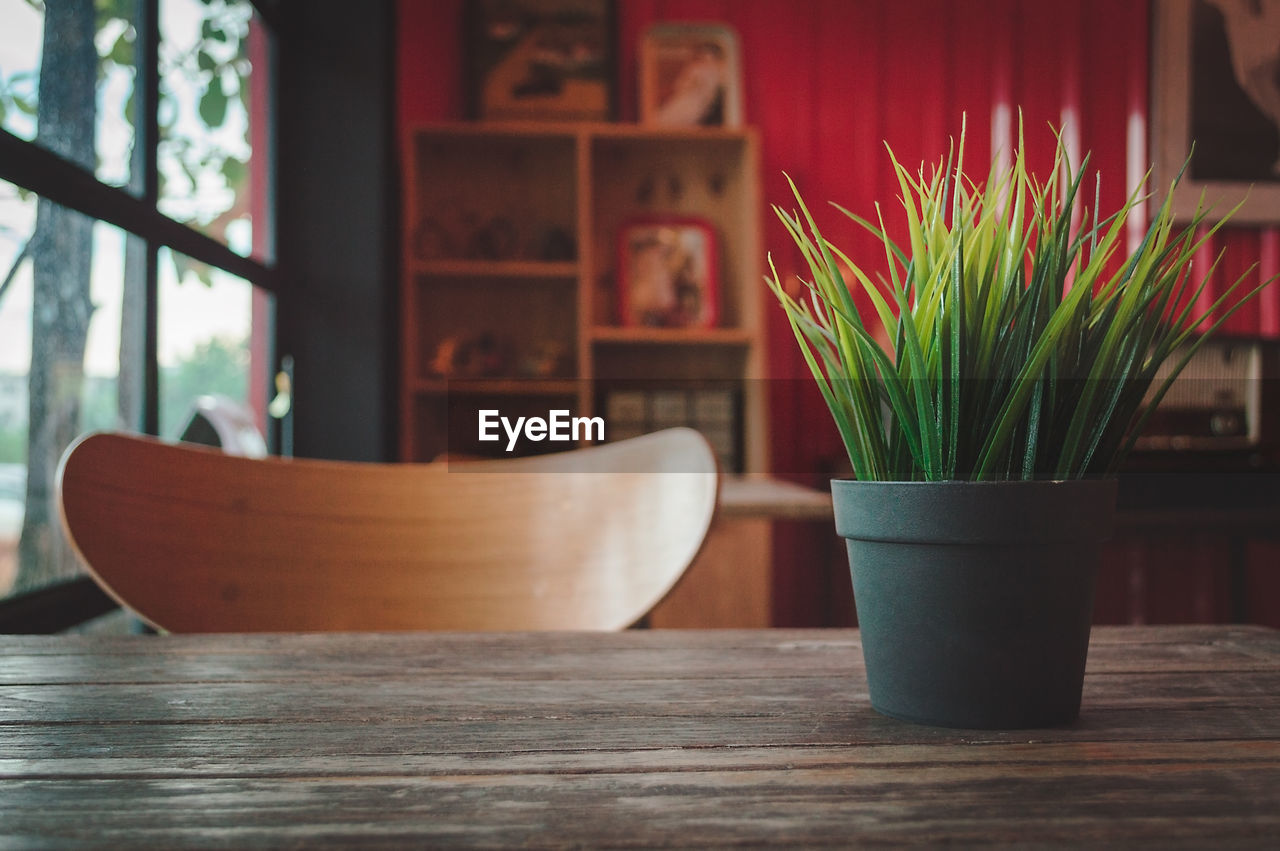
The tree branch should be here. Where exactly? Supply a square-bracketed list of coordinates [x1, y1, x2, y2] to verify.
[0, 233, 32, 306]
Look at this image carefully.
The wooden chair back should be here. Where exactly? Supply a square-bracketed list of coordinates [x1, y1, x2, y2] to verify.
[56, 429, 718, 632]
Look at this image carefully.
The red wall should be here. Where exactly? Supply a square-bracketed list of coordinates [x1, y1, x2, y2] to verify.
[397, 0, 1280, 623]
[399, 0, 1279, 470]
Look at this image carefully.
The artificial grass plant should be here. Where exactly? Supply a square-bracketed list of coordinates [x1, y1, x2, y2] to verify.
[767, 121, 1277, 482]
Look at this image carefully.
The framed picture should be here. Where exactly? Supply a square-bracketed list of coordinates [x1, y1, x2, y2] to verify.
[1152, 0, 1280, 222]
[617, 217, 719, 328]
[465, 0, 615, 122]
[639, 23, 742, 128]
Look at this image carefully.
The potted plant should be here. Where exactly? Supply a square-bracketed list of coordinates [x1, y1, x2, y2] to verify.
[767, 121, 1275, 729]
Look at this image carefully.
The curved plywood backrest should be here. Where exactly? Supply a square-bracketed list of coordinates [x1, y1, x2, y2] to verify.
[56, 429, 719, 632]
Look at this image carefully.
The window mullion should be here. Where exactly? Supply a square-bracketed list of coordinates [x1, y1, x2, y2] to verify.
[140, 0, 159, 207]
[140, 0, 160, 436]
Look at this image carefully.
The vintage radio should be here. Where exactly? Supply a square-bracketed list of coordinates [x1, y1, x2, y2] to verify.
[1133, 337, 1275, 452]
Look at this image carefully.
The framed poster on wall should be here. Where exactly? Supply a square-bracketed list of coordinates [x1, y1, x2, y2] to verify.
[465, 0, 616, 121]
[1152, 0, 1280, 222]
[639, 23, 742, 128]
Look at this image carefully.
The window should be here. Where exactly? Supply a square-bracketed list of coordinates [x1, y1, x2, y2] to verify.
[0, 0, 277, 602]
[158, 248, 272, 437]
[0, 0, 139, 190]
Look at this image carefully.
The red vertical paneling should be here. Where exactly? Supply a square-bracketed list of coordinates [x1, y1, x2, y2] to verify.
[808, 0, 866, 227]
[1193, 225, 1218, 332]
[746, 1, 828, 625]
[800, 0, 870, 478]
[1081, 0, 1138, 258]
[1260, 229, 1280, 335]
[737, 0, 819, 485]
[397, 0, 463, 132]
[768, 0, 865, 626]
[1012, 1, 1062, 179]
[395, 0, 1280, 626]
[656, 0, 733, 20]
[985, 0, 1016, 172]
[1212, 231, 1265, 334]
[1059, 0, 1083, 159]
[949, 0, 994, 181]
[876, 0, 936, 255]
[1121, 0, 1150, 257]
[393, 0, 1276, 379]
[1220, 227, 1263, 335]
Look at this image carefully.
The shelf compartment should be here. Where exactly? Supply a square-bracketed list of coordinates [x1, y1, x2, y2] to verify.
[589, 132, 758, 330]
[407, 130, 578, 265]
[413, 280, 577, 384]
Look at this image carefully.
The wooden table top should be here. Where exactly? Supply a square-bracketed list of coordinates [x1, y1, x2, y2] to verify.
[2, 625, 1278, 847]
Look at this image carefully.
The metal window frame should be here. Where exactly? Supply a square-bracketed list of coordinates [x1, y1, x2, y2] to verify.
[0, 0, 281, 436]
[0, 0, 282, 630]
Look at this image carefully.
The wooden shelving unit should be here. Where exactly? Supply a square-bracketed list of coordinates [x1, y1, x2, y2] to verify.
[400, 122, 766, 471]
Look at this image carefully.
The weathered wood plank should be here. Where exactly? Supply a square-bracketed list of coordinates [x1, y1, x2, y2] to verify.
[1, 702, 1280, 764]
[2, 673, 1278, 726]
[1, 759, 1277, 848]
[1, 626, 1276, 685]
[0, 626, 1276, 848]
[2, 739, 1277, 780]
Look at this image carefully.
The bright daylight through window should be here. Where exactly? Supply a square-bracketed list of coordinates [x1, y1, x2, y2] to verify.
[0, 0, 275, 603]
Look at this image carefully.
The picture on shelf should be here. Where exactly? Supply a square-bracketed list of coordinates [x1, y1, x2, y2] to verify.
[617, 217, 719, 329]
[1152, 0, 1280, 221]
[466, 0, 615, 121]
[639, 22, 742, 127]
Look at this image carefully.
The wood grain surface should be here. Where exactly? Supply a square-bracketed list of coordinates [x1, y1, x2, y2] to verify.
[1, 626, 1278, 847]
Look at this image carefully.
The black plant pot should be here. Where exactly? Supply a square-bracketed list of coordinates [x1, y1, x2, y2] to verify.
[832, 479, 1118, 730]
